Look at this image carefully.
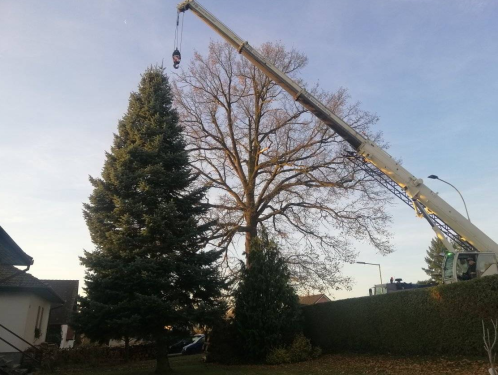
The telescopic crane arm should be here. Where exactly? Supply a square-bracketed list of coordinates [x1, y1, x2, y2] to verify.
[176, 0, 498, 256]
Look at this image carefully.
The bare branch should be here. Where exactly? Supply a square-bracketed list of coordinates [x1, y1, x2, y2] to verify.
[173, 41, 392, 291]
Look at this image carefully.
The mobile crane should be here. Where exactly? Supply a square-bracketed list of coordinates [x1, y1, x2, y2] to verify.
[175, 0, 498, 284]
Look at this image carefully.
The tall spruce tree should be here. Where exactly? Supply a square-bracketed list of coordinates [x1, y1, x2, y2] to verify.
[77, 66, 225, 374]
[422, 237, 446, 284]
[234, 230, 301, 362]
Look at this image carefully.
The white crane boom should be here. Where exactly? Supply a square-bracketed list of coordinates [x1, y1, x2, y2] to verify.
[176, 0, 498, 256]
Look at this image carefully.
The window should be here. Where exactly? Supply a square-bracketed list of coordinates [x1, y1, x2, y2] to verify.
[443, 254, 454, 282]
[66, 326, 75, 341]
[456, 258, 468, 278]
[39, 307, 44, 329]
[374, 285, 386, 295]
[34, 306, 44, 339]
[35, 307, 41, 330]
[477, 254, 497, 278]
[35, 306, 44, 330]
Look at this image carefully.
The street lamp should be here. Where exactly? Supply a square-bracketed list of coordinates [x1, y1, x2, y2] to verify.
[427, 175, 471, 222]
[356, 262, 383, 285]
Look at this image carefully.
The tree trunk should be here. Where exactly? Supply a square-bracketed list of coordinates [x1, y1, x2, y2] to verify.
[124, 336, 130, 363]
[155, 336, 172, 374]
[244, 212, 258, 266]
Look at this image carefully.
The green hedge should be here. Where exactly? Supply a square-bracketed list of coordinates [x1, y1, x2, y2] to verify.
[303, 275, 498, 356]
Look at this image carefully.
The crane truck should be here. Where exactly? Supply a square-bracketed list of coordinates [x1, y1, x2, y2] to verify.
[175, 0, 498, 284]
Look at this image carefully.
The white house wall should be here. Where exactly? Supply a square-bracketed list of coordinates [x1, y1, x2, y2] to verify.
[0, 292, 30, 352]
[60, 324, 75, 349]
[0, 292, 51, 353]
[23, 294, 51, 348]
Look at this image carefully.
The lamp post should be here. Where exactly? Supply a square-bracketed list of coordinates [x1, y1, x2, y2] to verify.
[356, 262, 383, 285]
[427, 175, 471, 222]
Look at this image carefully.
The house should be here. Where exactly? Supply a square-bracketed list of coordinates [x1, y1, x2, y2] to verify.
[0, 225, 63, 363]
[42, 280, 79, 349]
[298, 293, 331, 305]
[0, 225, 33, 268]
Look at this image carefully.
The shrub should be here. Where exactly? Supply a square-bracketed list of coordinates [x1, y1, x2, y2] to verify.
[311, 346, 322, 359]
[30, 343, 158, 370]
[288, 334, 313, 362]
[234, 231, 302, 362]
[39, 343, 59, 372]
[290, 334, 321, 362]
[303, 275, 498, 356]
[204, 319, 242, 365]
[266, 347, 291, 365]
[266, 334, 322, 365]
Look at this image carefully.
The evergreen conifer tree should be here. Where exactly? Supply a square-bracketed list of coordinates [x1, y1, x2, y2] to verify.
[76, 66, 225, 374]
[422, 237, 446, 284]
[234, 230, 301, 362]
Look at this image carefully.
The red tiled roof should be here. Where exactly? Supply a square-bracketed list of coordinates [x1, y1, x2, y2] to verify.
[298, 293, 331, 305]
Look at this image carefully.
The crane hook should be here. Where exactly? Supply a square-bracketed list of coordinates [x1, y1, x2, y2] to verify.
[172, 48, 181, 69]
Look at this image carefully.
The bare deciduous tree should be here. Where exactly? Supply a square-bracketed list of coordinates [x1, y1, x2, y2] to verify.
[173, 41, 393, 290]
[483, 319, 498, 375]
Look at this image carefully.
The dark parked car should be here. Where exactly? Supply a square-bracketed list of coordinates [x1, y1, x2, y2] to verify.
[182, 334, 205, 355]
[169, 337, 193, 354]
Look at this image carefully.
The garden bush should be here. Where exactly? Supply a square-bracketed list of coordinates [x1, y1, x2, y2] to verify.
[266, 347, 291, 365]
[288, 334, 313, 362]
[303, 275, 498, 356]
[33, 342, 157, 370]
[234, 232, 302, 362]
[266, 334, 321, 365]
[204, 319, 243, 365]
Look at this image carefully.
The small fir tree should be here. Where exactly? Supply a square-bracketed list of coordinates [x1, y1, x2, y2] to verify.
[76, 66, 225, 374]
[422, 237, 446, 284]
[234, 230, 301, 362]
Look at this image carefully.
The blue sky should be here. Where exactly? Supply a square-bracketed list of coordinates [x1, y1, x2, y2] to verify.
[1, 0, 497, 299]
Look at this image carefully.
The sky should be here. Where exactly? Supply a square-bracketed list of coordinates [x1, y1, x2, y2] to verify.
[1, 0, 497, 300]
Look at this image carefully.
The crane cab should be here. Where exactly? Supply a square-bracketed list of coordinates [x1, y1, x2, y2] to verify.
[443, 252, 498, 284]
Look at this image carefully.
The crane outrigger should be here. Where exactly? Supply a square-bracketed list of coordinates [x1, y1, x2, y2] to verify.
[175, 0, 498, 284]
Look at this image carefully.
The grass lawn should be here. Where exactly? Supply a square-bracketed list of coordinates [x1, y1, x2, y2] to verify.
[47, 352, 490, 375]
